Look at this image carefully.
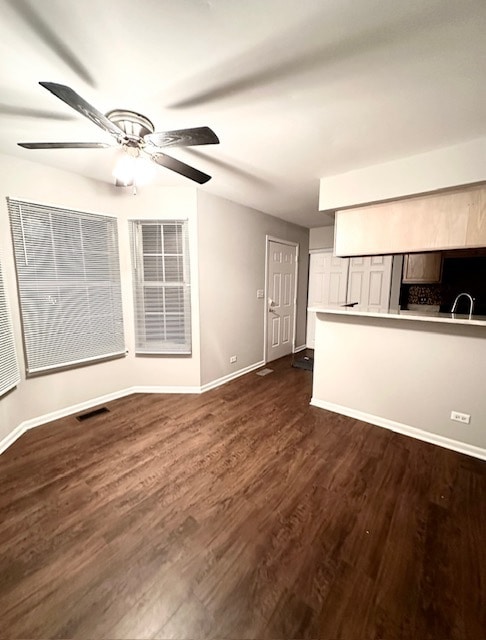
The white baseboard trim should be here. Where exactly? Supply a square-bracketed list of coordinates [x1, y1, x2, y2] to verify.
[0, 363, 268, 456]
[0, 423, 28, 457]
[0, 387, 137, 456]
[293, 345, 307, 353]
[200, 360, 266, 393]
[310, 398, 486, 461]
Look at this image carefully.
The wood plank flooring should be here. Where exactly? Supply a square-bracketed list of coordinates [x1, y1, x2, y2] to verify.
[0, 355, 485, 639]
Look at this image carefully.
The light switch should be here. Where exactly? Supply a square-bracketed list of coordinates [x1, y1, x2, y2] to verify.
[257, 289, 264, 298]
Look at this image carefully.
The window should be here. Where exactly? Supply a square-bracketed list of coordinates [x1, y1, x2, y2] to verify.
[8, 199, 125, 374]
[0, 257, 20, 396]
[130, 220, 191, 354]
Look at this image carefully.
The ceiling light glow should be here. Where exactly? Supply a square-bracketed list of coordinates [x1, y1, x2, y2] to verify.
[113, 154, 135, 186]
[113, 153, 157, 188]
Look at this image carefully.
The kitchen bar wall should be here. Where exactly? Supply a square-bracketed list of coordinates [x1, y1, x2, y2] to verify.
[311, 312, 486, 457]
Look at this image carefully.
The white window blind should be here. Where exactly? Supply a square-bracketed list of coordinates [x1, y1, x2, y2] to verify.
[0, 257, 20, 396]
[8, 199, 125, 374]
[130, 220, 191, 354]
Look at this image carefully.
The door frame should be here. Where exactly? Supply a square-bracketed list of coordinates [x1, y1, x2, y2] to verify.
[263, 235, 299, 364]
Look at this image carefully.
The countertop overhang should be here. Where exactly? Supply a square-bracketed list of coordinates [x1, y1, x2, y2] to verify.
[308, 307, 486, 327]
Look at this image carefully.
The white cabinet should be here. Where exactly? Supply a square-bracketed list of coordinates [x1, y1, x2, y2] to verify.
[307, 252, 399, 347]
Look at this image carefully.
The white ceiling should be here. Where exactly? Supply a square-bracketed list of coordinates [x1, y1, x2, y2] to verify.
[0, 0, 484, 228]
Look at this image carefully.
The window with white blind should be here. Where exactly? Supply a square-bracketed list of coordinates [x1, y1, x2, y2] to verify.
[0, 257, 20, 396]
[7, 199, 125, 374]
[130, 220, 191, 354]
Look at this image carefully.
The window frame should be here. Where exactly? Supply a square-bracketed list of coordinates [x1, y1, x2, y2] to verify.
[130, 219, 191, 355]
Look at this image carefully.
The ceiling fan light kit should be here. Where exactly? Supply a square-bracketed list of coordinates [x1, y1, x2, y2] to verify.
[112, 154, 136, 187]
[18, 82, 220, 187]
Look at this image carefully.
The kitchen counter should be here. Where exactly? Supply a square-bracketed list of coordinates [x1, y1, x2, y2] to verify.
[308, 306, 486, 327]
[309, 305, 486, 458]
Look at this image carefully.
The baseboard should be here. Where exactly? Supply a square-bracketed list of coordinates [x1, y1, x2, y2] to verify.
[0, 365, 266, 456]
[0, 387, 137, 456]
[200, 360, 266, 393]
[310, 398, 486, 461]
[0, 423, 28, 456]
[293, 345, 307, 353]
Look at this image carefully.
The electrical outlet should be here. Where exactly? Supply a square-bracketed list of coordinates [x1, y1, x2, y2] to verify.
[450, 411, 471, 424]
[230, 355, 237, 364]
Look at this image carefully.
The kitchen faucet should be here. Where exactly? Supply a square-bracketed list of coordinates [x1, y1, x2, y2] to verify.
[451, 292, 474, 319]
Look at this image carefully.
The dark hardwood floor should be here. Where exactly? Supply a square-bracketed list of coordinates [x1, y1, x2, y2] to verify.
[0, 355, 485, 639]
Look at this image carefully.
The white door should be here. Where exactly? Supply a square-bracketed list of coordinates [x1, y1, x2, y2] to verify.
[306, 252, 349, 348]
[347, 255, 393, 311]
[266, 240, 297, 362]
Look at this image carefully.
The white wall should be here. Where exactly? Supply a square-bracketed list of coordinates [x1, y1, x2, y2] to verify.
[309, 225, 334, 250]
[197, 191, 309, 386]
[312, 313, 486, 455]
[319, 137, 486, 211]
[0, 153, 200, 442]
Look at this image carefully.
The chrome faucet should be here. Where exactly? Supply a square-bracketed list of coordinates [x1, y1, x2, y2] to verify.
[451, 292, 474, 319]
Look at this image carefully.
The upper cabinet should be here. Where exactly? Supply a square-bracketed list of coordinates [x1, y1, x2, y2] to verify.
[334, 184, 486, 257]
[402, 252, 442, 283]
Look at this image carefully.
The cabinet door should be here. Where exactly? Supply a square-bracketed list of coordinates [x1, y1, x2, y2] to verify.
[347, 255, 393, 311]
[402, 253, 442, 283]
[335, 184, 486, 256]
[307, 252, 349, 347]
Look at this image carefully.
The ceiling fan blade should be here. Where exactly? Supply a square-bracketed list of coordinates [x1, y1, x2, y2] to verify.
[18, 142, 111, 149]
[39, 82, 125, 140]
[145, 126, 219, 148]
[150, 152, 211, 184]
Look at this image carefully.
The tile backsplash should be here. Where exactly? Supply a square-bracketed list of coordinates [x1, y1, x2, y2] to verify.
[403, 284, 442, 307]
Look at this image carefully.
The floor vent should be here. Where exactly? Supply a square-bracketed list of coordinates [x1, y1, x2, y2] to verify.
[76, 407, 110, 422]
[256, 368, 273, 377]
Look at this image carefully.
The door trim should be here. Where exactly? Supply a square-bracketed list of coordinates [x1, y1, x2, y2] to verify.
[264, 236, 299, 364]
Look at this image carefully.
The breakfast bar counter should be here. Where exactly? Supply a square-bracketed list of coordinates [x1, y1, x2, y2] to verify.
[309, 306, 486, 459]
[308, 306, 486, 327]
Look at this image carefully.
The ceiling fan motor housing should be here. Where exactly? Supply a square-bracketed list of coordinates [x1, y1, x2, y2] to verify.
[105, 109, 154, 146]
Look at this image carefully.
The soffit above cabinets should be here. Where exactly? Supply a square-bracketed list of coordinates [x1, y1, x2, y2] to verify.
[319, 138, 486, 213]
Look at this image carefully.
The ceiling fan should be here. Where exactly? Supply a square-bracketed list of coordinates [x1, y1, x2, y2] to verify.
[18, 82, 220, 185]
